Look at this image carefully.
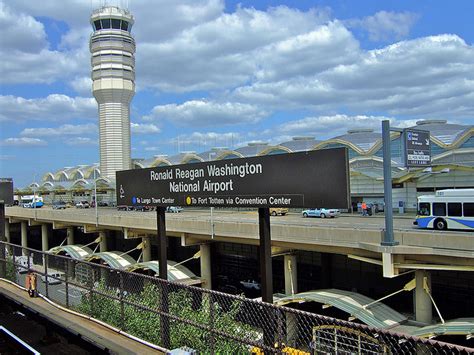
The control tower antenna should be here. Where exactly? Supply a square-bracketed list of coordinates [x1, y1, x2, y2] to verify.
[90, 5, 135, 180]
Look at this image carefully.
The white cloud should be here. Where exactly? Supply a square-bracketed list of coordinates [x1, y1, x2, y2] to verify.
[232, 35, 474, 119]
[0, 3, 47, 52]
[0, 155, 16, 160]
[349, 11, 419, 42]
[20, 124, 97, 137]
[70, 77, 92, 96]
[0, 95, 96, 122]
[147, 100, 269, 126]
[131, 123, 160, 134]
[137, 5, 341, 92]
[65, 137, 98, 146]
[1, 137, 47, 146]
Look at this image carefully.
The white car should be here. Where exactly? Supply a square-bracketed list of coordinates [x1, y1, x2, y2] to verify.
[166, 206, 183, 213]
[302, 208, 340, 218]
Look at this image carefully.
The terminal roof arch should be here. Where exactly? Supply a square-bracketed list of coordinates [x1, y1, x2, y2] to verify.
[274, 289, 408, 330]
[43, 172, 55, 182]
[181, 153, 205, 164]
[257, 145, 292, 156]
[235, 143, 272, 157]
[48, 245, 94, 259]
[84, 251, 136, 269]
[280, 136, 320, 152]
[215, 150, 244, 160]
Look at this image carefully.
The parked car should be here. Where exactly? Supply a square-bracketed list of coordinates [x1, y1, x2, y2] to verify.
[135, 205, 153, 212]
[75, 201, 90, 209]
[166, 206, 183, 213]
[52, 201, 67, 209]
[270, 207, 288, 216]
[98, 201, 109, 207]
[302, 208, 340, 218]
[117, 205, 133, 211]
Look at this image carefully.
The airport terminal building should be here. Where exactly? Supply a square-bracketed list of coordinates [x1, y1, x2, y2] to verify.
[20, 119, 474, 212]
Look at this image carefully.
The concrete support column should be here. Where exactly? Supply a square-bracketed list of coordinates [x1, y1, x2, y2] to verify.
[142, 236, 151, 262]
[200, 243, 212, 289]
[284, 254, 298, 295]
[66, 227, 74, 245]
[415, 270, 433, 324]
[21, 221, 28, 255]
[5, 220, 10, 243]
[99, 231, 107, 252]
[320, 253, 332, 288]
[41, 224, 49, 251]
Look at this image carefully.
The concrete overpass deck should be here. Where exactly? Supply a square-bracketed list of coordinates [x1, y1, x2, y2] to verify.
[6, 207, 474, 277]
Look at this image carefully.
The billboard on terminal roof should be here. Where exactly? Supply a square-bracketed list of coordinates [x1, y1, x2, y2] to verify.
[0, 178, 14, 205]
[116, 148, 350, 209]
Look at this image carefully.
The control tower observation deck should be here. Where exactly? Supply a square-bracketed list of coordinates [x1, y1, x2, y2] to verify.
[90, 6, 135, 180]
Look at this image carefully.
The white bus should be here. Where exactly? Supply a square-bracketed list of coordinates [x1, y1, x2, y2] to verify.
[20, 195, 44, 208]
[414, 189, 474, 231]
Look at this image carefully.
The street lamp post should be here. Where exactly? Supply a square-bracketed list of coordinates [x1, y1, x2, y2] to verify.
[33, 173, 37, 221]
[94, 168, 98, 227]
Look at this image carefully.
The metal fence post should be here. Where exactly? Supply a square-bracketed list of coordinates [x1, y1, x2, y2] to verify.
[65, 259, 69, 308]
[209, 292, 215, 354]
[0, 203, 6, 278]
[89, 266, 94, 316]
[44, 252, 49, 298]
[119, 271, 125, 331]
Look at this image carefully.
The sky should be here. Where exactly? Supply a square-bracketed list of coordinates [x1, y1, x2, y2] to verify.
[1, 0, 473, 187]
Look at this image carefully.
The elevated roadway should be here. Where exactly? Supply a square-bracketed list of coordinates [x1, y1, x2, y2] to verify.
[5, 207, 474, 277]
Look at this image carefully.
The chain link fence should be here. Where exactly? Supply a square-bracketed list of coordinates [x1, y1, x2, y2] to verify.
[0, 241, 472, 354]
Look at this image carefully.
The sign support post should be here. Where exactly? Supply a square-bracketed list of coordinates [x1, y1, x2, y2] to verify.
[381, 120, 398, 246]
[156, 206, 170, 348]
[258, 207, 272, 303]
[0, 201, 5, 278]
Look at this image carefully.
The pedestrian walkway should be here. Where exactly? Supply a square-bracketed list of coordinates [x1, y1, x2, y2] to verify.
[0, 279, 162, 354]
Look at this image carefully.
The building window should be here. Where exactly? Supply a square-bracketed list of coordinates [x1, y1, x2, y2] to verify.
[121, 20, 129, 31]
[101, 18, 111, 29]
[111, 19, 121, 29]
[94, 20, 102, 30]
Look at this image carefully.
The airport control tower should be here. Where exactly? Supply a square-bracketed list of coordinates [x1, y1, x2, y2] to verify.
[90, 6, 135, 180]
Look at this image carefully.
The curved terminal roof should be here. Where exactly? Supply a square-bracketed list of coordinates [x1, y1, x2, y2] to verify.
[280, 136, 320, 152]
[412, 120, 472, 146]
[125, 260, 201, 285]
[48, 245, 94, 259]
[25, 119, 472, 189]
[275, 289, 407, 330]
[333, 129, 382, 152]
[84, 251, 136, 269]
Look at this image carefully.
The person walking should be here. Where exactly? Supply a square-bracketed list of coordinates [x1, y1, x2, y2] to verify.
[361, 201, 367, 216]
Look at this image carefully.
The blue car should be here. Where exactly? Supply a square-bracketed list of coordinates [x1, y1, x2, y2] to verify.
[302, 208, 340, 218]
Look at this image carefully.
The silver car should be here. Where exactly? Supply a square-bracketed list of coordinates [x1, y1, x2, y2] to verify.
[302, 208, 340, 218]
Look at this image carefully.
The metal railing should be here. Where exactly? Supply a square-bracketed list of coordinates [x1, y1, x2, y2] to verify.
[0, 241, 472, 354]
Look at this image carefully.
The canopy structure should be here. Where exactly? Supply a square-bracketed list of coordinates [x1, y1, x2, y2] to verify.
[125, 260, 201, 285]
[411, 318, 474, 339]
[84, 251, 136, 269]
[48, 245, 93, 260]
[275, 289, 408, 330]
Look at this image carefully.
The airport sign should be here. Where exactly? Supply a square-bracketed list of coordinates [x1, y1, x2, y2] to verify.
[403, 128, 431, 167]
[116, 148, 350, 209]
